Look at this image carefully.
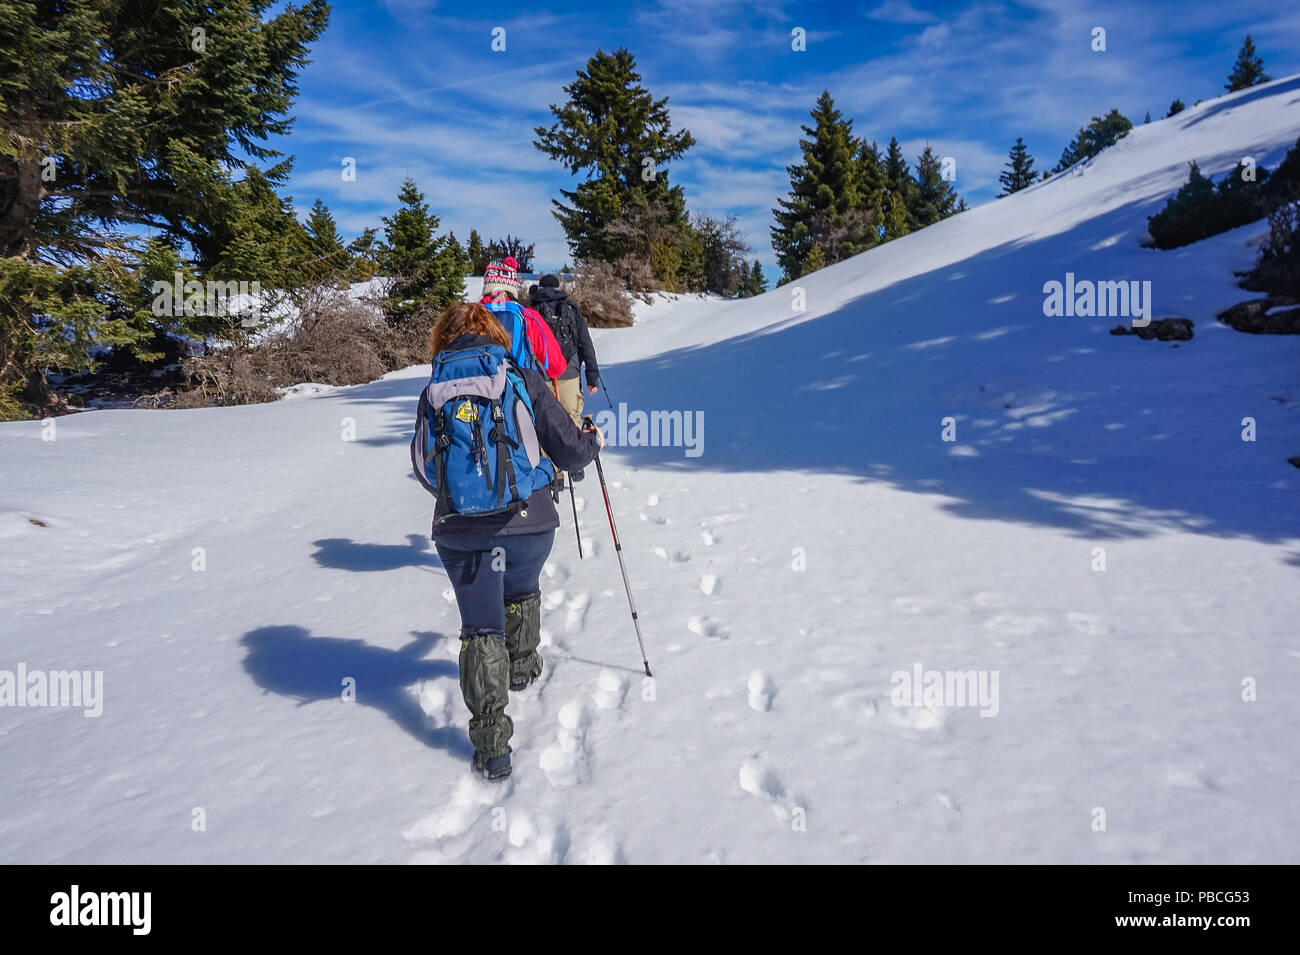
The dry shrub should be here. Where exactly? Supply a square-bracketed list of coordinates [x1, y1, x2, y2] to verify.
[174, 283, 434, 407]
[566, 259, 642, 328]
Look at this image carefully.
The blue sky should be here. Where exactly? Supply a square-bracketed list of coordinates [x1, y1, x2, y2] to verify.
[278, 0, 1299, 276]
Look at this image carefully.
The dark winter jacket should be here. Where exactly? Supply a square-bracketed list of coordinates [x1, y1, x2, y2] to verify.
[429, 333, 601, 542]
[529, 286, 600, 387]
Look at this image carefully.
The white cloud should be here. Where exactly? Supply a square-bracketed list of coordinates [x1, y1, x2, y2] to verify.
[863, 1, 939, 25]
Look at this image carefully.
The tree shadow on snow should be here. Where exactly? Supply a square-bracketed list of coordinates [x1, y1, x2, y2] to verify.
[311, 534, 442, 572]
[595, 198, 1300, 549]
[240, 625, 470, 758]
[320, 178, 1300, 553]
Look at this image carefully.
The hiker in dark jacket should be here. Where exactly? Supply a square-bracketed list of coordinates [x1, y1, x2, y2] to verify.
[529, 274, 600, 481]
[424, 302, 602, 780]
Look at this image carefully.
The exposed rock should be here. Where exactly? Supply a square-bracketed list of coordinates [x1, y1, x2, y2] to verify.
[1216, 296, 1300, 334]
[1109, 316, 1194, 341]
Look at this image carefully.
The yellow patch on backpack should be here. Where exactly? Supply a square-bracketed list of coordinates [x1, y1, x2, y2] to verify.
[455, 399, 478, 423]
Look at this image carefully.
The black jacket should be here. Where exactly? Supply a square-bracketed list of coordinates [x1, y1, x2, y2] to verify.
[429, 333, 601, 542]
[529, 286, 600, 387]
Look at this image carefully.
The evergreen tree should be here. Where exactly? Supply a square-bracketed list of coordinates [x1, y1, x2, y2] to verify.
[0, 0, 329, 415]
[1144, 111, 1151, 124]
[303, 199, 349, 278]
[1055, 109, 1133, 171]
[466, 230, 488, 274]
[747, 259, 767, 296]
[911, 145, 963, 227]
[998, 137, 1037, 196]
[882, 137, 917, 238]
[533, 48, 695, 279]
[735, 261, 751, 298]
[347, 228, 380, 282]
[692, 213, 750, 295]
[1226, 35, 1269, 92]
[1167, 99, 1186, 117]
[379, 178, 463, 323]
[770, 92, 876, 283]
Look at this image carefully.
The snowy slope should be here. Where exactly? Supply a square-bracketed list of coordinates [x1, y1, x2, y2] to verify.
[3, 77, 1300, 864]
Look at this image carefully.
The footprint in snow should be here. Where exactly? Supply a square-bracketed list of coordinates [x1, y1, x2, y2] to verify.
[415, 679, 457, 728]
[544, 589, 567, 611]
[645, 494, 660, 506]
[738, 757, 798, 825]
[687, 615, 729, 641]
[652, 547, 691, 563]
[700, 574, 720, 596]
[700, 531, 717, 547]
[404, 774, 503, 852]
[638, 512, 669, 525]
[747, 671, 775, 712]
[543, 562, 570, 584]
[565, 593, 590, 633]
[505, 814, 572, 864]
[592, 670, 630, 710]
[538, 700, 593, 789]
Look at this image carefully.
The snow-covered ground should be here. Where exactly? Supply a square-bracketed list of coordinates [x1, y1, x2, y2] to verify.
[2, 78, 1299, 864]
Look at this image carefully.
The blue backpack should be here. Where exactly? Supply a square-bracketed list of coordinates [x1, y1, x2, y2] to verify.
[411, 344, 555, 516]
[482, 301, 539, 372]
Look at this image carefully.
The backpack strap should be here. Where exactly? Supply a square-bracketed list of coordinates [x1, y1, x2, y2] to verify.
[488, 399, 520, 506]
[431, 407, 452, 505]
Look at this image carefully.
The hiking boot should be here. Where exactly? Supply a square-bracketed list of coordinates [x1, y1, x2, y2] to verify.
[472, 747, 512, 780]
[504, 593, 543, 691]
[509, 655, 542, 692]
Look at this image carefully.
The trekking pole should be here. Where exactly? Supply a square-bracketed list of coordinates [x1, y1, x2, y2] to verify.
[568, 479, 583, 560]
[599, 374, 614, 409]
[584, 415, 652, 677]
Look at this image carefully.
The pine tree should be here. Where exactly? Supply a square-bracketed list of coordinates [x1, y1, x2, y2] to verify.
[1055, 109, 1133, 172]
[911, 145, 963, 227]
[882, 138, 917, 237]
[770, 92, 876, 283]
[1226, 35, 1270, 92]
[347, 228, 380, 282]
[379, 178, 463, 323]
[466, 230, 488, 274]
[303, 200, 349, 279]
[533, 48, 695, 276]
[1167, 99, 1186, 117]
[747, 259, 768, 296]
[735, 261, 751, 298]
[0, 0, 329, 416]
[998, 137, 1037, 196]
[1144, 111, 1151, 124]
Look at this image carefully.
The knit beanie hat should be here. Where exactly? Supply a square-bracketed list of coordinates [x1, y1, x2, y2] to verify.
[482, 256, 520, 298]
[540, 273, 561, 288]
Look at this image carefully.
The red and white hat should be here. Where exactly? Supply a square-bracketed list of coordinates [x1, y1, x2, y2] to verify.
[482, 256, 521, 298]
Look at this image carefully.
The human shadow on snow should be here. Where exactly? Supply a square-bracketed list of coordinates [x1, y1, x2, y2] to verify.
[240, 626, 470, 758]
[311, 534, 442, 572]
